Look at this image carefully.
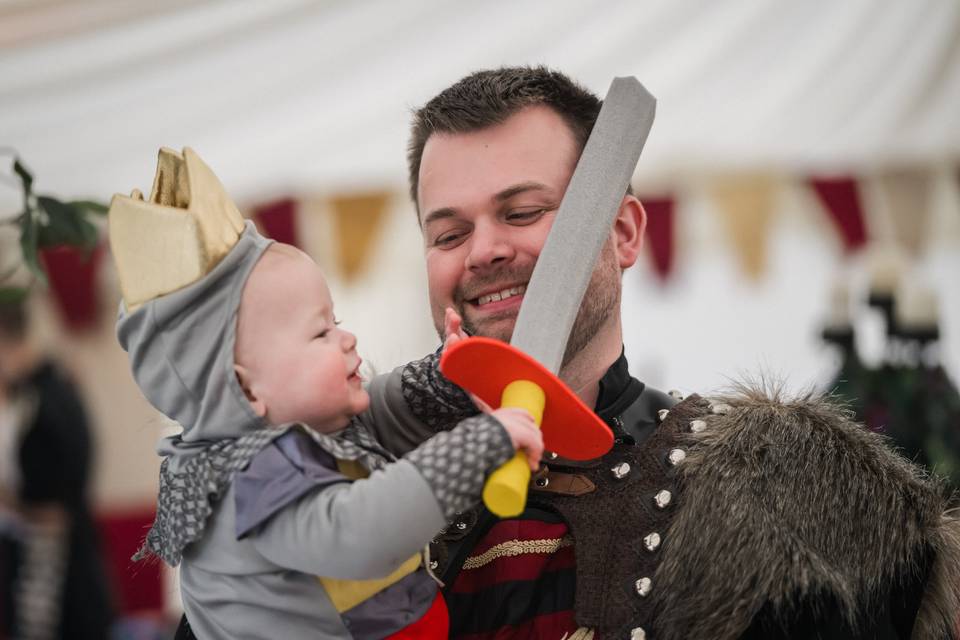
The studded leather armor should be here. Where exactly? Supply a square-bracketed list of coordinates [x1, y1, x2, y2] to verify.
[429, 383, 681, 638]
[529, 394, 707, 638]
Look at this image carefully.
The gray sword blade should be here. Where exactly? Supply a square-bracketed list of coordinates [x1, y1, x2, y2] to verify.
[510, 76, 656, 373]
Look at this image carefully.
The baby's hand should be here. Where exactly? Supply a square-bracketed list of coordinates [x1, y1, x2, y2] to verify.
[443, 307, 468, 351]
[491, 407, 544, 471]
[441, 307, 494, 415]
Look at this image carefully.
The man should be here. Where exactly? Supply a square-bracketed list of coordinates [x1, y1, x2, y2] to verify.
[0, 298, 114, 639]
[366, 66, 959, 639]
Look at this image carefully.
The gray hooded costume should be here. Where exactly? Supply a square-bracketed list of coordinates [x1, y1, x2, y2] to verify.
[117, 222, 511, 639]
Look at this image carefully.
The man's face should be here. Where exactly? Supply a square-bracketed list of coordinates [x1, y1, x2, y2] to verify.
[235, 246, 369, 432]
[417, 105, 621, 358]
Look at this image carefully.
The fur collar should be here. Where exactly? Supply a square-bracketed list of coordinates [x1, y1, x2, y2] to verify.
[653, 384, 959, 640]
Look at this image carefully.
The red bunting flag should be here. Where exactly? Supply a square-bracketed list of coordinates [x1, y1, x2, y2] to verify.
[40, 243, 104, 332]
[97, 508, 164, 613]
[809, 177, 868, 254]
[640, 196, 676, 282]
[254, 198, 300, 247]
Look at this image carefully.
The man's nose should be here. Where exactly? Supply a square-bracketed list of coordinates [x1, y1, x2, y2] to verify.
[465, 222, 514, 272]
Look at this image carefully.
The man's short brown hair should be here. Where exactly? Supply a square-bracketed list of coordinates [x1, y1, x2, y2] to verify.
[407, 66, 602, 209]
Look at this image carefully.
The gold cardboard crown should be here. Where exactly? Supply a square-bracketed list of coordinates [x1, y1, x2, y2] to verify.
[108, 147, 246, 310]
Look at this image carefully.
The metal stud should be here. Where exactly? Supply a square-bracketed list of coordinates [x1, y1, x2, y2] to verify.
[548, 451, 559, 460]
[535, 476, 549, 488]
[668, 389, 684, 401]
[667, 448, 686, 466]
[631, 627, 647, 640]
[429, 560, 439, 570]
[654, 489, 673, 509]
[455, 521, 468, 531]
[643, 532, 661, 552]
[611, 462, 631, 479]
[710, 402, 733, 415]
[690, 419, 707, 433]
[657, 408, 670, 422]
[634, 576, 653, 597]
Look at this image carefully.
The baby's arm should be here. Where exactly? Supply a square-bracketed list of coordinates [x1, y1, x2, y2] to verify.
[359, 310, 487, 456]
[250, 409, 540, 580]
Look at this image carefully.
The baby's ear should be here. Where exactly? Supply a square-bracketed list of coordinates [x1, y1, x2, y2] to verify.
[234, 364, 267, 418]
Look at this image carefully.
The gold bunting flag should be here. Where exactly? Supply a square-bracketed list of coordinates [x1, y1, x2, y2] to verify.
[329, 191, 392, 281]
[877, 168, 932, 258]
[709, 174, 779, 281]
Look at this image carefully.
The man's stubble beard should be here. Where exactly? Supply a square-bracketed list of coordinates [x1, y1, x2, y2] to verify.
[437, 243, 621, 368]
[557, 243, 620, 368]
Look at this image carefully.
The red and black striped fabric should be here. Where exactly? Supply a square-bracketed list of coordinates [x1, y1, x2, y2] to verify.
[445, 515, 579, 639]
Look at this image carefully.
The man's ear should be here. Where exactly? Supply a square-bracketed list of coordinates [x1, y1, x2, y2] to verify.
[613, 195, 646, 269]
[234, 364, 267, 418]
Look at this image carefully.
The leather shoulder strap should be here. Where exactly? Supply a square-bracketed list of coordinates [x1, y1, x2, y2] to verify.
[615, 385, 677, 444]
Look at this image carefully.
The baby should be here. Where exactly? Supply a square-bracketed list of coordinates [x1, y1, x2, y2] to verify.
[114, 162, 541, 639]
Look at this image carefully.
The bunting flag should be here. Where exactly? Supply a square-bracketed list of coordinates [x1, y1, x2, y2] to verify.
[329, 191, 391, 281]
[809, 176, 868, 254]
[253, 198, 300, 248]
[640, 195, 676, 282]
[96, 508, 164, 613]
[926, 172, 960, 249]
[39, 243, 104, 331]
[710, 175, 778, 280]
[877, 169, 932, 258]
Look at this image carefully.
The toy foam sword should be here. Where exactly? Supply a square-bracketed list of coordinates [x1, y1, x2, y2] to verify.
[440, 77, 657, 517]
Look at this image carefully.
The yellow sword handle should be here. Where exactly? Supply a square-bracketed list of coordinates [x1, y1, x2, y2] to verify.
[482, 380, 546, 517]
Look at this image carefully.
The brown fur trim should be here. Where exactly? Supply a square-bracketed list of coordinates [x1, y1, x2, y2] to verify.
[652, 383, 954, 640]
[913, 510, 960, 640]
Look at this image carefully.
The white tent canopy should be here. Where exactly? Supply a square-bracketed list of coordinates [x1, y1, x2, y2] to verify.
[2, 0, 959, 210]
[3, 1, 959, 514]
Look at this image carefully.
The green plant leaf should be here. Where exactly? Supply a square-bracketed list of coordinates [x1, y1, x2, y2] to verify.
[13, 158, 33, 195]
[36, 195, 99, 250]
[18, 209, 45, 284]
[0, 287, 28, 304]
[68, 199, 109, 215]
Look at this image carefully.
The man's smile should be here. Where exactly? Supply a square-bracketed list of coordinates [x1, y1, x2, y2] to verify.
[466, 283, 527, 313]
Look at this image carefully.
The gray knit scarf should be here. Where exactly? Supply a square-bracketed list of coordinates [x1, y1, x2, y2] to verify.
[136, 419, 390, 566]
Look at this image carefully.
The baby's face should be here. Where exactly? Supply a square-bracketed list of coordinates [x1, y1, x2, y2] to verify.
[234, 245, 369, 432]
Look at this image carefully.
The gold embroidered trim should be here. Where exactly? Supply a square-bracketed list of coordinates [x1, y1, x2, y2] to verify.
[461, 535, 573, 571]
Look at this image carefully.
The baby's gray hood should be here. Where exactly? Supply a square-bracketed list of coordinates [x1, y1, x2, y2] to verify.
[117, 221, 273, 442]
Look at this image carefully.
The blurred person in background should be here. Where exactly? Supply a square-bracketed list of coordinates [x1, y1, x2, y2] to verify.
[0, 297, 114, 639]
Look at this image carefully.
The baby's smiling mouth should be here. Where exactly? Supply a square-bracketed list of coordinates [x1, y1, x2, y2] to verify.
[348, 360, 363, 381]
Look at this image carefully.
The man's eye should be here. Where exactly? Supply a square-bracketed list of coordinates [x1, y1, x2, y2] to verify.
[506, 207, 551, 223]
[433, 231, 465, 248]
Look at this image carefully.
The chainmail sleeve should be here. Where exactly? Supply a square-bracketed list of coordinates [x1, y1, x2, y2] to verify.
[404, 413, 513, 520]
[401, 349, 478, 432]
